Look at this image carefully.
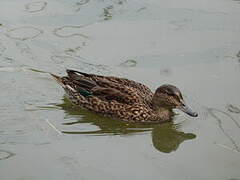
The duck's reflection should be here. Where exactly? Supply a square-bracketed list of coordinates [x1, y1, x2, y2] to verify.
[55, 97, 196, 153]
[151, 124, 196, 153]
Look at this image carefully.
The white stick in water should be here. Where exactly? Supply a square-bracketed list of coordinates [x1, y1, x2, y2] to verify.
[45, 119, 63, 135]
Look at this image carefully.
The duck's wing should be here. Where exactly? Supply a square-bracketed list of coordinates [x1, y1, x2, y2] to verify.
[66, 69, 153, 104]
[51, 71, 144, 105]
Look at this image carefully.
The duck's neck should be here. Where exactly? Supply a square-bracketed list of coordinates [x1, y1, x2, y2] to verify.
[153, 106, 174, 122]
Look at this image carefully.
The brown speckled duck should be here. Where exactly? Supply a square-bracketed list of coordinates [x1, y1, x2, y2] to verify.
[51, 69, 198, 123]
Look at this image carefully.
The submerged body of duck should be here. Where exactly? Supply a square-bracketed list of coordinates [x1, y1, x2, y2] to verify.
[51, 69, 198, 123]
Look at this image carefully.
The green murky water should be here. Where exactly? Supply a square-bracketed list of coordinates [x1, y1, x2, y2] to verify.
[0, 0, 240, 179]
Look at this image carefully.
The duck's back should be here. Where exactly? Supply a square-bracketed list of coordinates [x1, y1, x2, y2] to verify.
[66, 70, 154, 106]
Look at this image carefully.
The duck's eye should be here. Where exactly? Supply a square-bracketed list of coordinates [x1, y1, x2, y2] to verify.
[173, 94, 180, 101]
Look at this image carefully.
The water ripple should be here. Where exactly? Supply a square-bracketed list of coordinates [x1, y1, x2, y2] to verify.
[24, 1, 47, 13]
[0, 149, 15, 160]
[207, 108, 240, 152]
[5, 26, 43, 41]
[53, 25, 89, 39]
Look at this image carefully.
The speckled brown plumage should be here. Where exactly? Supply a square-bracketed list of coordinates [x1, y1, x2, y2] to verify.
[51, 69, 198, 123]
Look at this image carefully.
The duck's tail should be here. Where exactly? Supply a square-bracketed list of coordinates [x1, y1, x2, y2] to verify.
[50, 73, 66, 87]
[51, 72, 88, 106]
[50, 71, 96, 98]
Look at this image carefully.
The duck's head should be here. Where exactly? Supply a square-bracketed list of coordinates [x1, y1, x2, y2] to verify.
[152, 84, 198, 117]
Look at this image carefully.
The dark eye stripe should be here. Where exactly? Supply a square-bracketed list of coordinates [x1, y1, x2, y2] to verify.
[164, 91, 180, 101]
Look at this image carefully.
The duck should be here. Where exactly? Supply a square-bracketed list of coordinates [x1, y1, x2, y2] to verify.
[51, 69, 198, 123]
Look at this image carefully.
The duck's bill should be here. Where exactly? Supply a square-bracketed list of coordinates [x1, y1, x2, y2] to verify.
[177, 104, 198, 117]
